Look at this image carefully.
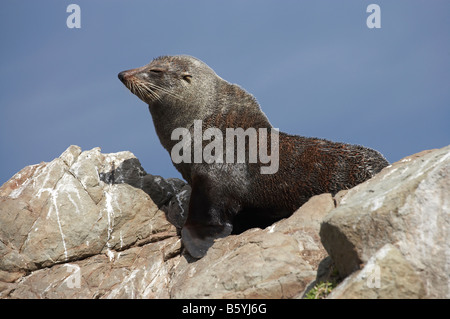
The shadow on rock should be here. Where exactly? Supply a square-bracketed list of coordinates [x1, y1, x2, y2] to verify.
[98, 158, 190, 231]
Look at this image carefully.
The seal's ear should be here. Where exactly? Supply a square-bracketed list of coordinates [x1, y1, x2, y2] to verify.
[182, 72, 192, 83]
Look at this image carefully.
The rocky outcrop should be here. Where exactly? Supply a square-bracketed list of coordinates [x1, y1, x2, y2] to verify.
[1, 144, 448, 299]
[0, 146, 329, 298]
[0, 146, 189, 298]
[321, 146, 449, 299]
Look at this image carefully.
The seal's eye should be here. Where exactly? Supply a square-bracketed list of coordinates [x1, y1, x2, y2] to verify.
[183, 74, 192, 83]
[150, 69, 163, 74]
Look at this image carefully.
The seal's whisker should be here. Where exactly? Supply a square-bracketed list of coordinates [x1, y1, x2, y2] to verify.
[134, 83, 145, 100]
[130, 81, 137, 95]
[128, 76, 182, 101]
[141, 81, 162, 102]
[146, 82, 183, 100]
[156, 86, 183, 100]
[129, 79, 159, 103]
[129, 82, 136, 95]
[134, 82, 145, 98]
[149, 88, 162, 103]
[145, 83, 178, 99]
[139, 80, 163, 103]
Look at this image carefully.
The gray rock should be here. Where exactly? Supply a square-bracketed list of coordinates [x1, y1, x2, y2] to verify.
[321, 145, 450, 298]
[6, 236, 182, 299]
[0, 146, 185, 273]
[0, 145, 331, 299]
[2, 144, 448, 299]
[327, 244, 426, 299]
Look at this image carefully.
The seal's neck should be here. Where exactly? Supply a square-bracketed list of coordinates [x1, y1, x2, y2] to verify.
[148, 98, 217, 153]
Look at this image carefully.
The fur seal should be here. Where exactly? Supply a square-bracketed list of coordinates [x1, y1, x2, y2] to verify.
[118, 55, 389, 258]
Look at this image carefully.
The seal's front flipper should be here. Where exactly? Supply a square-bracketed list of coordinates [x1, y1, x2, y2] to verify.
[181, 223, 232, 259]
[181, 174, 235, 258]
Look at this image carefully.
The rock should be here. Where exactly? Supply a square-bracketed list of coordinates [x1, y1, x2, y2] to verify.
[6, 236, 182, 299]
[0, 145, 331, 299]
[321, 145, 450, 299]
[327, 244, 426, 299]
[170, 193, 333, 299]
[2, 144, 448, 299]
[0, 146, 186, 274]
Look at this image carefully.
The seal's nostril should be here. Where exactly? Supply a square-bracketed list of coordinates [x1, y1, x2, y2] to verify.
[118, 71, 126, 82]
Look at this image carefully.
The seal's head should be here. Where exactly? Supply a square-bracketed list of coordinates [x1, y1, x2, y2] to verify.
[118, 55, 218, 110]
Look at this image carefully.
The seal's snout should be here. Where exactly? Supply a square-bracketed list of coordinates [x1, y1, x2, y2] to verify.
[119, 67, 148, 84]
[118, 71, 126, 83]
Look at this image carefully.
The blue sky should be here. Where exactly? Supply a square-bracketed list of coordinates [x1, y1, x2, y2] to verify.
[1, 0, 449, 184]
